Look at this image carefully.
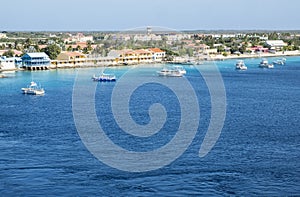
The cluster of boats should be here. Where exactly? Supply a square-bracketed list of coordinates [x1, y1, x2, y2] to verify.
[236, 58, 286, 70]
[19, 57, 287, 95]
[157, 65, 186, 77]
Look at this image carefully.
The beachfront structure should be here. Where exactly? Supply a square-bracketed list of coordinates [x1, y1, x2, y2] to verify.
[265, 40, 287, 51]
[148, 48, 166, 62]
[108, 48, 164, 64]
[55, 52, 86, 68]
[21, 52, 50, 70]
[0, 56, 16, 71]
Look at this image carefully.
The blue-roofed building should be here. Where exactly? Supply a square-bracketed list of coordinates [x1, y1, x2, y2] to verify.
[21, 52, 50, 70]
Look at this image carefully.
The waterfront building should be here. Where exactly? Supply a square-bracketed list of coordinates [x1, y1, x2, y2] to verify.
[21, 52, 50, 70]
[55, 52, 86, 68]
[134, 49, 153, 63]
[265, 40, 287, 51]
[108, 49, 139, 64]
[148, 48, 166, 62]
[108, 48, 165, 64]
[0, 56, 16, 71]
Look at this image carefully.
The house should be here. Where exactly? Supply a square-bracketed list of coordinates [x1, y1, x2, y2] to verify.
[55, 52, 86, 68]
[21, 52, 50, 70]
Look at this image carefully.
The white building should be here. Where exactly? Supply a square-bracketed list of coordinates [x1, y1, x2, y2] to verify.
[64, 33, 93, 43]
[148, 48, 166, 62]
[265, 40, 287, 50]
[0, 56, 17, 71]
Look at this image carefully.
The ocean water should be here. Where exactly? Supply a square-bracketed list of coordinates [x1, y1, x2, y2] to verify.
[0, 57, 299, 196]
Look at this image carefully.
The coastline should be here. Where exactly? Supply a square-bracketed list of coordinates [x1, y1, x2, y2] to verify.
[208, 50, 300, 61]
[1, 50, 300, 72]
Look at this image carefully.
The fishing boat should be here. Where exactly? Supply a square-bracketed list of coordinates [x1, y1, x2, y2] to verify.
[21, 81, 45, 95]
[273, 58, 286, 65]
[235, 60, 247, 70]
[92, 73, 116, 82]
[259, 59, 274, 68]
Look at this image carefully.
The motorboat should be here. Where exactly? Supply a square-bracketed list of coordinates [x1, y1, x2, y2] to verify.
[172, 65, 187, 74]
[273, 58, 286, 65]
[157, 67, 183, 77]
[21, 81, 45, 95]
[259, 59, 274, 68]
[235, 60, 247, 70]
[92, 73, 116, 82]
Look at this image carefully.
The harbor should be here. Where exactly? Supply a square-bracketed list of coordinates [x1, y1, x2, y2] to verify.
[1, 57, 299, 195]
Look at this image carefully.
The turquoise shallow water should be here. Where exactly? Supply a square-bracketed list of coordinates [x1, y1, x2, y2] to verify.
[0, 57, 299, 195]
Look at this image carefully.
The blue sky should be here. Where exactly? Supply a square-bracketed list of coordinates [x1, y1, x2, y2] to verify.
[1, 0, 300, 31]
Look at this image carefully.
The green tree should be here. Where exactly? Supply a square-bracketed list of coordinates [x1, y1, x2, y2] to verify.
[42, 44, 61, 60]
[67, 45, 73, 51]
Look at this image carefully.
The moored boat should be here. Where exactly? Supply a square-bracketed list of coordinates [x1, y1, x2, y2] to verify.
[259, 59, 274, 68]
[21, 81, 45, 95]
[157, 67, 183, 77]
[92, 73, 116, 82]
[235, 60, 247, 70]
[172, 65, 187, 74]
[273, 58, 286, 65]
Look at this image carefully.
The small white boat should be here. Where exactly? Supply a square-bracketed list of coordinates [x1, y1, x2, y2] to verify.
[273, 58, 286, 65]
[92, 73, 116, 82]
[172, 65, 186, 74]
[259, 59, 274, 69]
[235, 60, 247, 70]
[21, 81, 45, 95]
[157, 67, 183, 77]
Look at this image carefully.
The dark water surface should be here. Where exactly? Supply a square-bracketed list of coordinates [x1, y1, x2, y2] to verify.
[0, 57, 299, 196]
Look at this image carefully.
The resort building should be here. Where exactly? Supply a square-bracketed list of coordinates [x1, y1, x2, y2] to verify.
[21, 52, 51, 70]
[108, 48, 165, 64]
[55, 52, 87, 68]
[108, 49, 139, 64]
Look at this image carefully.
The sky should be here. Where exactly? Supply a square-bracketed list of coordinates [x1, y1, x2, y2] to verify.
[1, 0, 300, 31]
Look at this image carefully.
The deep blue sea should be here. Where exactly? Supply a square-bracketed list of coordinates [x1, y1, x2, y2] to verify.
[0, 57, 299, 196]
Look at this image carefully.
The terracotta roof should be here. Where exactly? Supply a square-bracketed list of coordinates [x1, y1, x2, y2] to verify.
[134, 49, 152, 54]
[148, 48, 164, 53]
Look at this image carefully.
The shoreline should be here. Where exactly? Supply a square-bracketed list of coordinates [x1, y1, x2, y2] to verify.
[1, 51, 299, 72]
[208, 50, 300, 61]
